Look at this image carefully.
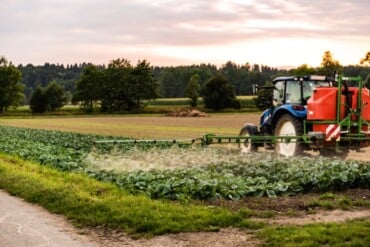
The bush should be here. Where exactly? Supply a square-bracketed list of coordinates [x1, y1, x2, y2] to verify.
[30, 87, 48, 113]
[29, 81, 66, 113]
[202, 75, 239, 111]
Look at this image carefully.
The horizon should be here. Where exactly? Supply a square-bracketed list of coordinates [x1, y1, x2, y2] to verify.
[10, 59, 368, 71]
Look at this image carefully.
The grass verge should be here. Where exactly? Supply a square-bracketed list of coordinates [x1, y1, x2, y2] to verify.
[258, 219, 370, 247]
[306, 192, 370, 211]
[0, 154, 261, 237]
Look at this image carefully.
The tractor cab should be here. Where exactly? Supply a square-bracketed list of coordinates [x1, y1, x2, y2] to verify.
[272, 75, 332, 107]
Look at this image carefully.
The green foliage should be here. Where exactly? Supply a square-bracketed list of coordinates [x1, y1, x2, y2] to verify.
[19, 63, 88, 104]
[158, 64, 217, 98]
[258, 220, 370, 247]
[290, 64, 318, 76]
[306, 192, 369, 211]
[202, 75, 240, 110]
[29, 87, 48, 113]
[0, 56, 24, 113]
[75, 59, 159, 112]
[29, 81, 66, 113]
[130, 60, 159, 108]
[186, 74, 201, 107]
[100, 58, 133, 111]
[45, 80, 66, 111]
[319, 50, 342, 77]
[0, 126, 116, 170]
[72, 64, 103, 112]
[0, 126, 369, 202]
[360, 51, 370, 65]
[364, 73, 370, 89]
[17, 61, 370, 109]
[91, 156, 370, 201]
[255, 82, 274, 110]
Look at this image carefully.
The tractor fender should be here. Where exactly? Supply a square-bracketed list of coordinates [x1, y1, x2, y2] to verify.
[259, 108, 273, 126]
[271, 105, 306, 130]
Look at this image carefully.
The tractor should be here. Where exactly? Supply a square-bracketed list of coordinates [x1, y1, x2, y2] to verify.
[238, 75, 370, 156]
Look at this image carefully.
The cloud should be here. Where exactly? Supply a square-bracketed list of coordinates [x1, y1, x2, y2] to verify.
[0, 0, 369, 66]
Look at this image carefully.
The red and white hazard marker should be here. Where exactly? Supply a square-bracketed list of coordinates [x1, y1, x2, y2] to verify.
[325, 124, 341, 141]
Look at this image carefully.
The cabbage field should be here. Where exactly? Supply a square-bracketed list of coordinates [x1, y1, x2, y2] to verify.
[0, 125, 369, 201]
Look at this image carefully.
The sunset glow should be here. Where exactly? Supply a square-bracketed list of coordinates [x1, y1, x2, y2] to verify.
[1, 0, 369, 67]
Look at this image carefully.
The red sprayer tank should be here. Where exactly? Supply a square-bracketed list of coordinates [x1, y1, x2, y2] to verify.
[362, 88, 370, 121]
[349, 87, 370, 121]
[307, 87, 345, 132]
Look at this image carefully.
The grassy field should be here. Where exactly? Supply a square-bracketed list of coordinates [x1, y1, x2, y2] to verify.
[0, 113, 261, 138]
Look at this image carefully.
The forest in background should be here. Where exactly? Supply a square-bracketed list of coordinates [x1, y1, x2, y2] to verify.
[17, 60, 370, 105]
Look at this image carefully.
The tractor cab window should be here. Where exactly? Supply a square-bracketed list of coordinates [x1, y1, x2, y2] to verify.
[273, 81, 284, 106]
[302, 80, 331, 104]
[285, 80, 301, 104]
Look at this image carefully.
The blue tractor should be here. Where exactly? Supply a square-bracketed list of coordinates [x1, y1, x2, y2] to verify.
[239, 75, 332, 156]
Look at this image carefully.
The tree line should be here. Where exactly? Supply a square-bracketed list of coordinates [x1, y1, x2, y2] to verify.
[73, 59, 158, 112]
[0, 51, 369, 113]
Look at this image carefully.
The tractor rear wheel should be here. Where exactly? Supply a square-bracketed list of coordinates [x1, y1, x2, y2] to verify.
[274, 114, 303, 157]
[239, 124, 258, 153]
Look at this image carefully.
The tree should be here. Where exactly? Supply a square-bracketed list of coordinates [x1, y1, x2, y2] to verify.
[291, 64, 317, 76]
[30, 87, 48, 113]
[360, 51, 370, 65]
[202, 75, 239, 110]
[0, 56, 24, 113]
[186, 74, 200, 107]
[319, 51, 342, 77]
[129, 60, 159, 110]
[74, 58, 159, 112]
[73, 65, 103, 112]
[30, 81, 66, 113]
[101, 58, 133, 112]
[45, 80, 66, 111]
[364, 73, 370, 89]
[360, 52, 370, 89]
[255, 82, 274, 110]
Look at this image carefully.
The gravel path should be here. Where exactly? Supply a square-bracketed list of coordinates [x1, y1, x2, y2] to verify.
[0, 190, 96, 247]
[0, 190, 257, 247]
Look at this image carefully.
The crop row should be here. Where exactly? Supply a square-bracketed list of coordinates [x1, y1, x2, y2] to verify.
[0, 125, 369, 200]
[0, 126, 170, 170]
[88, 156, 370, 200]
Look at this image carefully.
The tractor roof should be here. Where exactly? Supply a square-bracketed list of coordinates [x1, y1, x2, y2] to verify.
[272, 75, 332, 84]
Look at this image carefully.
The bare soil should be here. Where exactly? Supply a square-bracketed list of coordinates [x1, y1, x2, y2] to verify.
[209, 188, 370, 212]
[84, 227, 259, 247]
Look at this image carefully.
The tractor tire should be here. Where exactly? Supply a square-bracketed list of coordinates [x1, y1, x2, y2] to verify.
[239, 124, 258, 153]
[274, 114, 303, 157]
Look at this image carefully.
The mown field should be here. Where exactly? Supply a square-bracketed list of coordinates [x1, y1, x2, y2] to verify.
[0, 113, 260, 138]
[0, 113, 369, 246]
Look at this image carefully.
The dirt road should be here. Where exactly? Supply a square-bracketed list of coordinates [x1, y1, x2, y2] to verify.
[0, 190, 96, 247]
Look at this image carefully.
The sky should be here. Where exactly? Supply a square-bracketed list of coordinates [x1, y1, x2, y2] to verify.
[1, 0, 369, 68]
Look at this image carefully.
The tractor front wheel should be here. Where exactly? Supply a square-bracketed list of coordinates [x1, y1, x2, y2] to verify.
[274, 114, 303, 157]
[239, 124, 258, 153]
